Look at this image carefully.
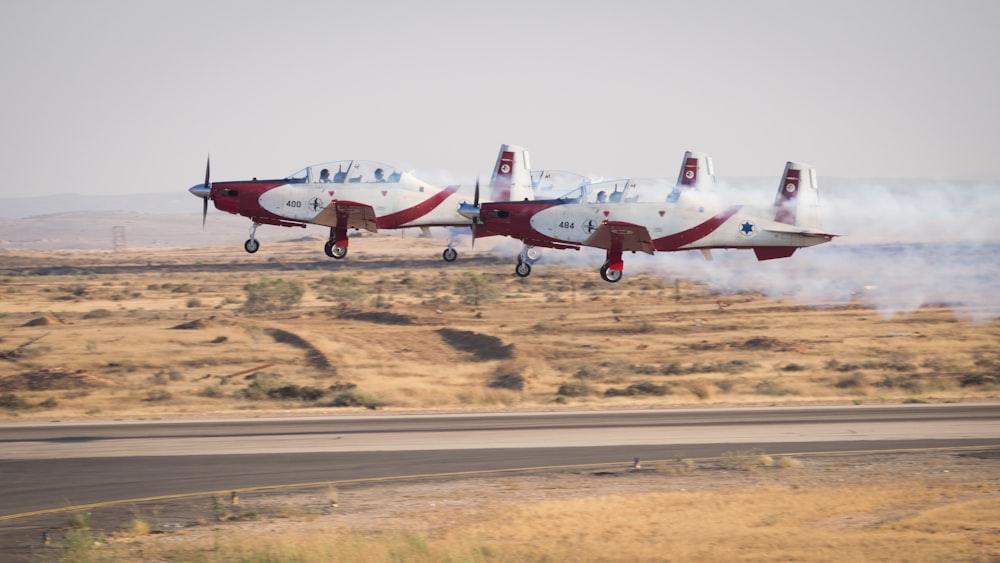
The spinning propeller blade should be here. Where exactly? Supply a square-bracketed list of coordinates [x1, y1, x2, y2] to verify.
[201, 156, 211, 228]
[471, 178, 480, 246]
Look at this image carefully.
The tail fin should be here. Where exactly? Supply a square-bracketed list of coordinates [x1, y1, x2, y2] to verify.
[774, 162, 822, 229]
[490, 144, 533, 201]
[675, 151, 715, 190]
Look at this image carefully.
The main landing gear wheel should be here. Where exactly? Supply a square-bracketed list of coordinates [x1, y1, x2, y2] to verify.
[600, 263, 622, 283]
[244, 239, 260, 254]
[515, 261, 532, 277]
[324, 240, 348, 259]
[442, 247, 458, 262]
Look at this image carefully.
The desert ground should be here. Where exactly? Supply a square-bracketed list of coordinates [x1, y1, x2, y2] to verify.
[1, 234, 998, 418]
[1, 234, 999, 561]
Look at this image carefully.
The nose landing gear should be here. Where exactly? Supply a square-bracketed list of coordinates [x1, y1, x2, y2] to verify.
[244, 223, 261, 253]
[514, 245, 539, 277]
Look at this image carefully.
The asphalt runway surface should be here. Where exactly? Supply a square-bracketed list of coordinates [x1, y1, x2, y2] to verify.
[0, 403, 998, 558]
[3, 403, 999, 515]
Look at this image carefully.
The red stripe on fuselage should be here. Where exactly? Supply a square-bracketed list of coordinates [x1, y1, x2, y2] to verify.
[653, 206, 741, 251]
[376, 185, 461, 229]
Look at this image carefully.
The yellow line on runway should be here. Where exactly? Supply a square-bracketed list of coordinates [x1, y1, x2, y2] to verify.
[1, 444, 994, 523]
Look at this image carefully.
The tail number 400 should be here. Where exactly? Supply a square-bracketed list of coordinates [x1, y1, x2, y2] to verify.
[286, 200, 302, 208]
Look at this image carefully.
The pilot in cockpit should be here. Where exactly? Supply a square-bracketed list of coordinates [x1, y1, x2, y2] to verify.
[319, 168, 331, 183]
[596, 190, 607, 203]
[374, 168, 386, 182]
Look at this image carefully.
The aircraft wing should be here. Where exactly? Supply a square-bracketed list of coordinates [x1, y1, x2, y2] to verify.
[584, 221, 655, 255]
[311, 200, 378, 233]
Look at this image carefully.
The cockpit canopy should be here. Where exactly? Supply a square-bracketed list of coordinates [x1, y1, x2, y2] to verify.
[285, 160, 404, 185]
[557, 178, 683, 204]
[531, 170, 592, 198]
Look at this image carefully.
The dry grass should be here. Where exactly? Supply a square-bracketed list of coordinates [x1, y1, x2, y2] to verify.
[1, 238, 999, 419]
[96, 453, 1000, 562]
[448, 482, 1000, 562]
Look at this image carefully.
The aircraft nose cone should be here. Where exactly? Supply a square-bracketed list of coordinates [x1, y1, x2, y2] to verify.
[189, 184, 210, 199]
[458, 202, 481, 220]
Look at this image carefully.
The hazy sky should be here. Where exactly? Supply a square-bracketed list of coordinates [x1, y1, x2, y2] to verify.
[1, 0, 998, 197]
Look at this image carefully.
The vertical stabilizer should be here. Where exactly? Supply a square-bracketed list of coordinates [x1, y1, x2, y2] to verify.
[774, 162, 821, 229]
[490, 144, 533, 202]
[675, 151, 716, 190]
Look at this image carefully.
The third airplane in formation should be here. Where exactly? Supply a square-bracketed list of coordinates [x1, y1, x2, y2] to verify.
[460, 152, 837, 282]
[189, 144, 533, 262]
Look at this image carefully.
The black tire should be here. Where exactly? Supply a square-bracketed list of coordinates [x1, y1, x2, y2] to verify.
[331, 245, 347, 259]
[244, 239, 260, 254]
[324, 240, 336, 258]
[442, 248, 458, 262]
[515, 262, 532, 277]
[600, 263, 622, 283]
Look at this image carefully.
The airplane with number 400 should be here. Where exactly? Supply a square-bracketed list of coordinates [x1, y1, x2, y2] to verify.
[460, 153, 837, 282]
[188, 144, 532, 261]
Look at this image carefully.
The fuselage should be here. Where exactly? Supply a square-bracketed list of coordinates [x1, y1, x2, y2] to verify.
[478, 188, 832, 254]
[204, 162, 475, 230]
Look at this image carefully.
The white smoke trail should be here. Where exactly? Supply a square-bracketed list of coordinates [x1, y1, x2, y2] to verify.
[474, 178, 1000, 322]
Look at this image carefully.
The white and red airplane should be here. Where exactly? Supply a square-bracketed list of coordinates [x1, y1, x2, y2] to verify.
[462, 153, 836, 282]
[189, 145, 532, 261]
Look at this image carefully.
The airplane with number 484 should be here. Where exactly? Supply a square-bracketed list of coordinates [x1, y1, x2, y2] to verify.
[459, 152, 837, 282]
[188, 144, 532, 261]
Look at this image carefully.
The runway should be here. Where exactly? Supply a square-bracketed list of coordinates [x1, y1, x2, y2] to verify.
[2, 403, 998, 519]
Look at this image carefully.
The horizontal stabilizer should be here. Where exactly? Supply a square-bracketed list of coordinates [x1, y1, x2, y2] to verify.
[754, 247, 797, 260]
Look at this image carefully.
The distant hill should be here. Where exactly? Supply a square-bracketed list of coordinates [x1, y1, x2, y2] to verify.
[0, 192, 196, 219]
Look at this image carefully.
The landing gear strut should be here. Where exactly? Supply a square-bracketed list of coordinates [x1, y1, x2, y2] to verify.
[244, 223, 261, 253]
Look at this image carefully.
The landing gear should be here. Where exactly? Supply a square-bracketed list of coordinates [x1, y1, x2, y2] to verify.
[244, 223, 261, 254]
[600, 249, 624, 283]
[515, 260, 532, 277]
[324, 240, 347, 259]
[513, 244, 538, 277]
[442, 246, 458, 262]
[325, 226, 348, 259]
[600, 263, 623, 283]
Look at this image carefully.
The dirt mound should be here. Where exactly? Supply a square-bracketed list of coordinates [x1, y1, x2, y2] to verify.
[436, 328, 515, 361]
[171, 316, 230, 330]
[0, 368, 117, 391]
[21, 316, 60, 327]
[338, 310, 415, 325]
[264, 328, 334, 371]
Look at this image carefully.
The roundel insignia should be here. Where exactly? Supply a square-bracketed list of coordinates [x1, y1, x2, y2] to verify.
[501, 164, 511, 174]
[685, 170, 695, 179]
[738, 220, 757, 237]
[785, 183, 797, 193]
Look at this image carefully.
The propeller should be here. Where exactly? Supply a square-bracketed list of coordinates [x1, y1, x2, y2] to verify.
[202, 156, 210, 228]
[188, 156, 212, 229]
[471, 178, 480, 246]
[456, 178, 483, 247]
